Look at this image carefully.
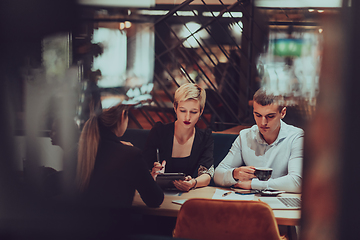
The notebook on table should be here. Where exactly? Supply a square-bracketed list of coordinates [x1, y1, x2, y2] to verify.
[259, 197, 301, 210]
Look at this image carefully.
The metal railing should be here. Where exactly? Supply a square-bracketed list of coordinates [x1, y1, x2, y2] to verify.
[132, 0, 260, 131]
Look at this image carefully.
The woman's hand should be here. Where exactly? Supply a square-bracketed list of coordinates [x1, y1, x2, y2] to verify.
[120, 141, 133, 146]
[173, 176, 196, 192]
[151, 160, 166, 180]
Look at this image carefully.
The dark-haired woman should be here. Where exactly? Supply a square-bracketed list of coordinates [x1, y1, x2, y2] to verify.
[76, 104, 164, 208]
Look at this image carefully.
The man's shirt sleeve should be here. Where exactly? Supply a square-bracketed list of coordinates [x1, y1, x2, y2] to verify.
[214, 135, 243, 186]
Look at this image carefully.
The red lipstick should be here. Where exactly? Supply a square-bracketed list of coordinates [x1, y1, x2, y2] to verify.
[184, 121, 191, 125]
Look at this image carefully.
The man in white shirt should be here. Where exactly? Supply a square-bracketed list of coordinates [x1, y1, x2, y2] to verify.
[214, 89, 304, 193]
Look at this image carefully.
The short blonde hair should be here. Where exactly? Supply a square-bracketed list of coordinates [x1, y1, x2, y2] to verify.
[174, 83, 206, 111]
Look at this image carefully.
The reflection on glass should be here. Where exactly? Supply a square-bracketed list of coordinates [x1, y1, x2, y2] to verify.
[257, 29, 322, 106]
[91, 22, 155, 108]
[171, 22, 210, 48]
[92, 27, 127, 88]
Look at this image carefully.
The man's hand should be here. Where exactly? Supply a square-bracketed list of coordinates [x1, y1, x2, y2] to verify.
[233, 180, 252, 189]
[151, 160, 166, 180]
[173, 176, 195, 192]
[232, 166, 256, 181]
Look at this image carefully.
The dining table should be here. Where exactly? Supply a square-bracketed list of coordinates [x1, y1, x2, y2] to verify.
[132, 186, 301, 227]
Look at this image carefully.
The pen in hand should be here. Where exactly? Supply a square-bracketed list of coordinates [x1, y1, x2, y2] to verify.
[155, 148, 165, 173]
[156, 148, 160, 163]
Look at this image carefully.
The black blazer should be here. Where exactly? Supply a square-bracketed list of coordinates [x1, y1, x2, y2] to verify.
[143, 122, 214, 178]
[83, 121, 164, 208]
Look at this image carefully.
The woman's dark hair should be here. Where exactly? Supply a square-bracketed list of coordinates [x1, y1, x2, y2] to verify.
[76, 104, 129, 192]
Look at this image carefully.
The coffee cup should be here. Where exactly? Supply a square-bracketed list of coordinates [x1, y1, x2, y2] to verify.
[254, 167, 273, 181]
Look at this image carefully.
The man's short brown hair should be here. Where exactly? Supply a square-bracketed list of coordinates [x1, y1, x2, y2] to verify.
[253, 89, 285, 112]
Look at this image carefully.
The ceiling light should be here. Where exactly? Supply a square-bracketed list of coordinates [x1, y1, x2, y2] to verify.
[175, 11, 198, 16]
[125, 21, 131, 28]
[202, 11, 243, 18]
[136, 10, 169, 15]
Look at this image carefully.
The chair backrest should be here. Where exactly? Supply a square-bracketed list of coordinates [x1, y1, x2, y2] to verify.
[173, 198, 281, 240]
[212, 133, 238, 168]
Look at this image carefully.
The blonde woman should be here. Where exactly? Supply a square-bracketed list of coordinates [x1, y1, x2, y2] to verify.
[77, 104, 164, 208]
[143, 83, 214, 192]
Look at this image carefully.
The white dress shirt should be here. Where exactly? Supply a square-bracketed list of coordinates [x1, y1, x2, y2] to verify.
[214, 120, 304, 193]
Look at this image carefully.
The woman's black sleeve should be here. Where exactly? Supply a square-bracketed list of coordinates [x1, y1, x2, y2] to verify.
[132, 151, 164, 208]
[198, 129, 215, 170]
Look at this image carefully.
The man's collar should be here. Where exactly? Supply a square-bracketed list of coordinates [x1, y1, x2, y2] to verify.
[255, 128, 266, 145]
[276, 120, 287, 143]
[255, 120, 287, 145]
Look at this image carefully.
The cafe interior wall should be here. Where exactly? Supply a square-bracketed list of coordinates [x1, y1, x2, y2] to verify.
[66, 0, 271, 131]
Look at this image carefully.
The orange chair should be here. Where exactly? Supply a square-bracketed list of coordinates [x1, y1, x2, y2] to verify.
[173, 198, 284, 240]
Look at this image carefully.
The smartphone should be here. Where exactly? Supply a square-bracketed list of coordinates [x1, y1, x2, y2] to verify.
[231, 189, 259, 195]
